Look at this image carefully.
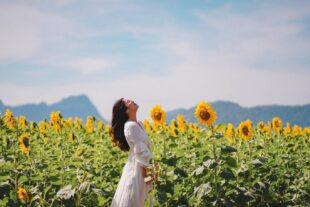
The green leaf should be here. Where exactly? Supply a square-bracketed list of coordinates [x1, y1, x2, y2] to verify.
[225, 156, 237, 168]
[0, 162, 14, 171]
[18, 175, 28, 184]
[221, 145, 237, 153]
[220, 169, 236, 180]
[30, 174, 44, 182]
[194, 183, 212, 200]
[203, 159, 217, 169]
[251, 159, 264, 167]
[192, 166, 204, 176]
[0, 175, 10, 182]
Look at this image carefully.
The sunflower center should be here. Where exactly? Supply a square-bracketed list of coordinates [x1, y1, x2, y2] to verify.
[200, 110, 210, 121]
[275, 121, 280, 128]
[23, 138, 30, 147]
[154, 112, 162, 121]
[242, 126, 249, 136]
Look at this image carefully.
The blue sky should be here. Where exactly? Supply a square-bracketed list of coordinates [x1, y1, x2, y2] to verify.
[0, 0, 310, 121]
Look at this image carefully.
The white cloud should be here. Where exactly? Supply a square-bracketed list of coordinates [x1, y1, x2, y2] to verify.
[0, 2, 74, 60]
[66, 57, 114, 74]
[1, 1, 310, 122]
[1, 63, 310, 122]
[0, 4, 40, 60]
[194, 2, 310, 69]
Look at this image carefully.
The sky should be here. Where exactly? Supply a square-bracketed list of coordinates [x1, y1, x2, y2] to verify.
[0, 0, 310, 121]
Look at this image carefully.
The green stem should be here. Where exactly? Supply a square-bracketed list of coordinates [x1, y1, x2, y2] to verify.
[248, 141, 252, 182]
[162, 128, 167, 184]
[212, 141, 218, 199]
[236, 143, 240, 187]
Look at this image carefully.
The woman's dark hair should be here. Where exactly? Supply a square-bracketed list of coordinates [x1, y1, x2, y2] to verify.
[109, 98, 130, 151]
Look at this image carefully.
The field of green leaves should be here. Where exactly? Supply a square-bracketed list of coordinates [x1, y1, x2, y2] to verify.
[0, 102, 310, 207]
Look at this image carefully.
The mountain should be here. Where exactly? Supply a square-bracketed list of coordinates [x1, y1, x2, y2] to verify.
[166, 101, 310, 127]
[1, 96, 309, 127]
[0, 95, 105, 123]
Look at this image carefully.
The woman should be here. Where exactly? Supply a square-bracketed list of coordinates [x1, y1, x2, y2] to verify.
[110, 98, 154, 207]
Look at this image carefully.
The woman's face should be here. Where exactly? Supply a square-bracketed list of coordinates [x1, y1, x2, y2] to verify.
[123, 98, 139, 115]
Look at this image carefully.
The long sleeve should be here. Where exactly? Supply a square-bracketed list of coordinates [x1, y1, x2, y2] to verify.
[124, 122, 153, 167]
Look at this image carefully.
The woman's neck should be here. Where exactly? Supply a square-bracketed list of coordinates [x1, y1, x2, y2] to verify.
[128, 115, 137, 122]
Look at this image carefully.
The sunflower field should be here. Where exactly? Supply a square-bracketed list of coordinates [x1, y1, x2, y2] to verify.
[0, 101, 310, 207]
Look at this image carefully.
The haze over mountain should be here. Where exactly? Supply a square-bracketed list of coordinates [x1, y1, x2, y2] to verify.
[1, 95, 309, 127]
[0, 95, 105, 123]
[166, 101, 310, 127]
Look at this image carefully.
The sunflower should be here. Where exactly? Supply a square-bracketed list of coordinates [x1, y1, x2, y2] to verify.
[18, 134, 31, 154]
[68, 132, 76, 142]
[39, 121, 48, 135]
[97, 120, 104, 130]
[86, 116, 94, 133]
[238, 120, 253, 141]
[67, 117, 73, 126]
[150, 104, 166, 125]
[5, 109, 13, 122]
[30, 122, 37, 133]
[283, 122, 291, 137]
[17, 186, 30, 203]
[272, 117, 282, 134]
[105, 124, 111, 133]
[4, 109, 16, 129]
[169, 119, 178, 137]
[257, 121, 265, 132]
[192, 123, 199, 142]
[74, 117, 82, 128]
[194, 101, 216, 127]
[235, 127, 239, 137]
[53, 123, 61, 133]
[292, 125, 303, 137]
[19, 116, 27, 129]
[304, 127, 310, 135]
[50, 111, 62, 133]
[191, 123, 199, 133]
[226, 123, 235, 144]
[263, 125, 271, 136]
[50, 111, 61, 124]
[143, 119, 151, 132]
[177, 114, 187, 134]
[62, 118, 71, 129]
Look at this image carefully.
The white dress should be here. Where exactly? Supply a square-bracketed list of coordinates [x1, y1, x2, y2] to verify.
[110, 120, 153, 207]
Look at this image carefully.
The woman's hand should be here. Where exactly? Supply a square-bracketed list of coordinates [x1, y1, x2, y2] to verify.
[142, 166, 154, 185]
[142, 163, 159, 185]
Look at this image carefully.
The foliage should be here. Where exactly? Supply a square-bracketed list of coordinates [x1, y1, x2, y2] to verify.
[0, 108, 309, 207]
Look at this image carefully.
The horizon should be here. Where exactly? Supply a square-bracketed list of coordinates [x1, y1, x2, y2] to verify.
[1, 93, 310, 122]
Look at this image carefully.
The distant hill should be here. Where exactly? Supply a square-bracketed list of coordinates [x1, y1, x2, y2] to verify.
[1, 96, 309, 127]
[0, 95, 105, 123]
[166, 101, 310, 127]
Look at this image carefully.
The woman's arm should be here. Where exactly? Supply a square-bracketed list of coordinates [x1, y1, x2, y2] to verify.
[124, 122, 153, 167]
